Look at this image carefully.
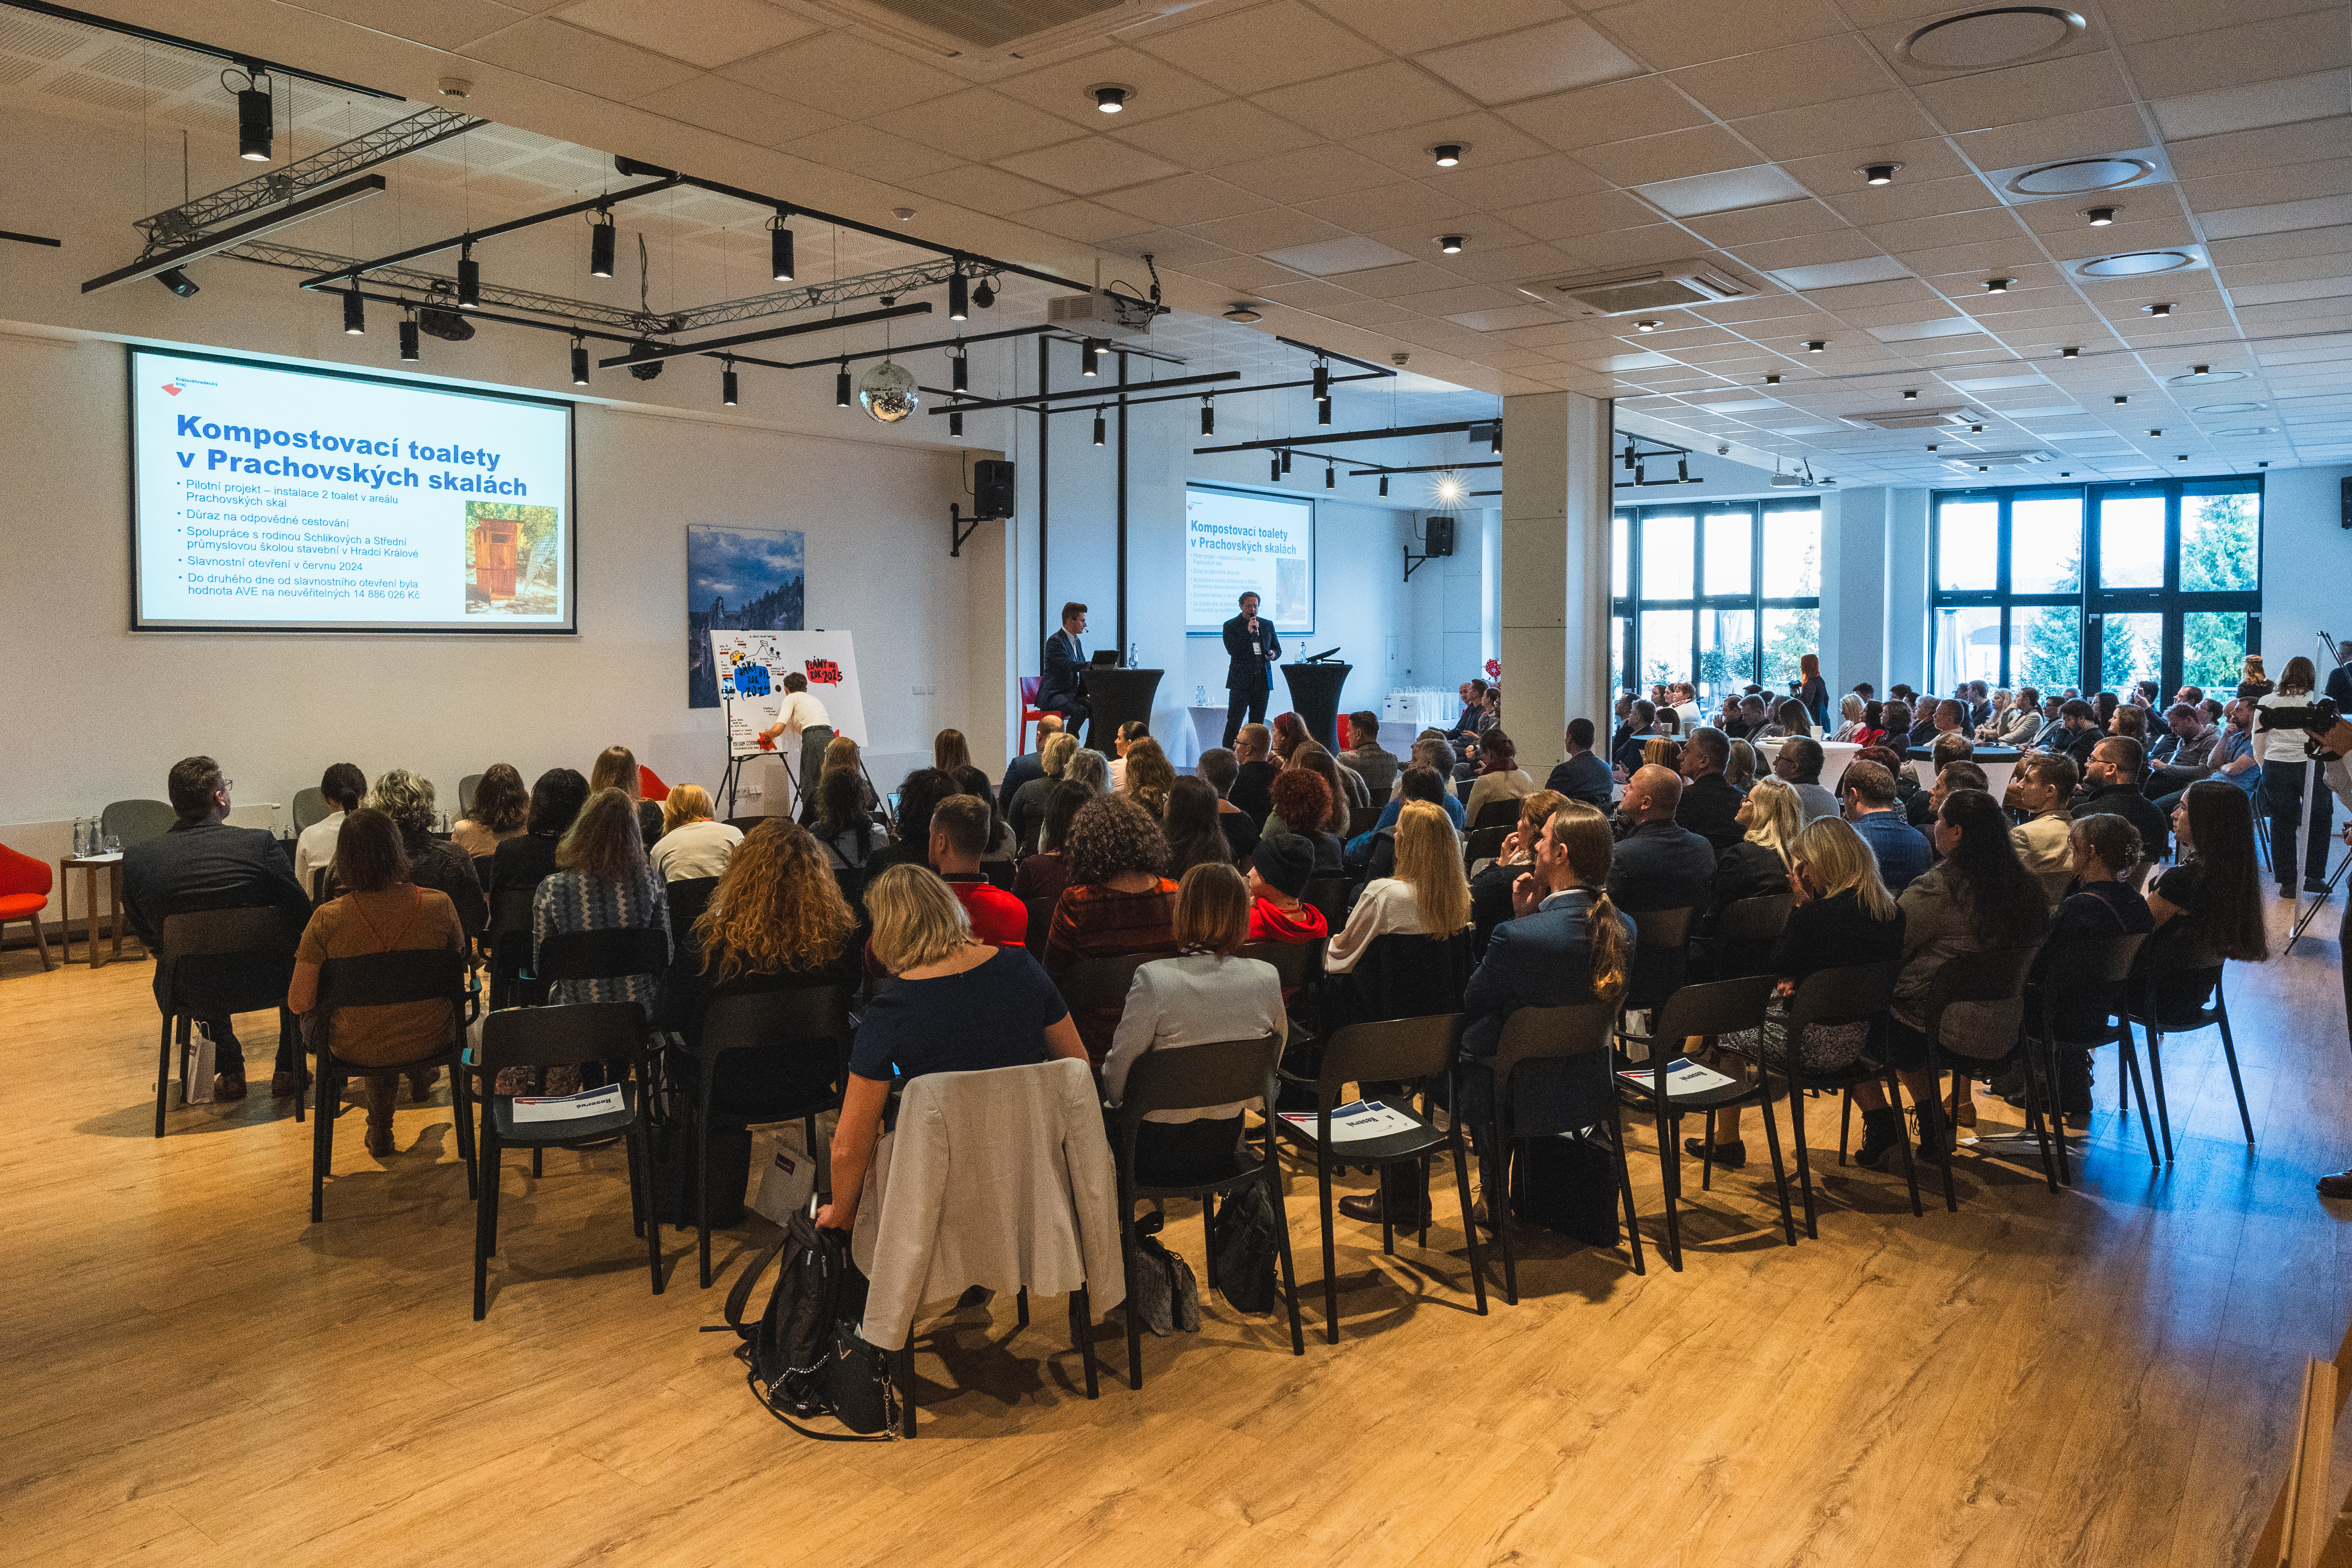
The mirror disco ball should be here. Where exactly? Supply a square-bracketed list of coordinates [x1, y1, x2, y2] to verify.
[858, 358, 918, 423]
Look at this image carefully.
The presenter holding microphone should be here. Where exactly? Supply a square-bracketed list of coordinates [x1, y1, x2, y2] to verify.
[1221, 590, 1281, 749]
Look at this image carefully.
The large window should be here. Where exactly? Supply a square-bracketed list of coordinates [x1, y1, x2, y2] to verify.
[1928, 478, 2261, 698]
[1610, 501, 1821, 706]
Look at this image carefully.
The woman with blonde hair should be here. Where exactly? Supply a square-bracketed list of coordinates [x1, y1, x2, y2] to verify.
[1325, 799, 1471, 975]
[1065, 746, 1111, 797]
[1007, 731, 1079, 851]
[817, 864, 1087, 1234]
[1643, 735, 1682, 772]
[1120, 736, 1177, 817]
[651, 783, 743, 883]
[1705, 775, 1802, 943]
[1832, 692, 1866, 742]
[1693, 814, 1904, 1166]
[589, 744, 665, 849]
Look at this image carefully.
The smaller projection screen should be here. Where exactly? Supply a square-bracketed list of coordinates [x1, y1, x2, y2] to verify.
[1184, 485, 1314, 635]
[129, 346, 575, 632]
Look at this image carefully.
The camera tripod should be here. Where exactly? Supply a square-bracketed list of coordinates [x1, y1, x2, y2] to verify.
[2287, 838, 2347, 954]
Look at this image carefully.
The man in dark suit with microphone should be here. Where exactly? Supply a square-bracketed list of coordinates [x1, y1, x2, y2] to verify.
[1221, 590, 1280, 749]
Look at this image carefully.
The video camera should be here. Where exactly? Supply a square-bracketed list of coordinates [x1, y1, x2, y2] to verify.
[2256, 697, 2340, 732]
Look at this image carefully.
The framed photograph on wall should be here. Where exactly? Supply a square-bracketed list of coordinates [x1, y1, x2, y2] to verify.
[687, 525, 804, 709]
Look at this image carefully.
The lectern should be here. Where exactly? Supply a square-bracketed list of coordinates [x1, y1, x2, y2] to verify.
[1083, 667, 1163, 751]
[1280, 662, 1352, 752]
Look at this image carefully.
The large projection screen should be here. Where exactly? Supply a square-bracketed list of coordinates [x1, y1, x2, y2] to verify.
[129, 346, 575, 632]
[1184, 485, 1314, 636]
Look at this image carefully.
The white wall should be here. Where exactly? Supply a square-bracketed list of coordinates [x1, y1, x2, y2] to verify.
[2259, 463, 2352, 673]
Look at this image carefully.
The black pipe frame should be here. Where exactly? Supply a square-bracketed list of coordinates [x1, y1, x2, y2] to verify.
[1037, 335, 1051, 661]
[593, 301, 930, 368]
[1193, 419, 1493, 455]
[298, 178, 684, 289]
[926, 368, 1239, 414]
[1116, 350, 1128, 660]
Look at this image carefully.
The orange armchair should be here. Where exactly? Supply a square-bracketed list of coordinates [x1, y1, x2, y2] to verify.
[0, 842, 54, 973]
[1018, 675, 1050, 755]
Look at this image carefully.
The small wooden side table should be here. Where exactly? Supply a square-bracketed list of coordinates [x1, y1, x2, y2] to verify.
[58, 853, 134, 968]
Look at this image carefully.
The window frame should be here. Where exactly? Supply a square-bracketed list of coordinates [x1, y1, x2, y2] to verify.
[1610, 499, 1824, 702]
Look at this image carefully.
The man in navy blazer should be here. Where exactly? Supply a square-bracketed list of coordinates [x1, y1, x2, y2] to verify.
[1037, 600, 1091, 735]
[1220, 590, 1280, 748]
[1609, 765, 1715, 1010]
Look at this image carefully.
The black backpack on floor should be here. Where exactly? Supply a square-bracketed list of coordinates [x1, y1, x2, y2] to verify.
[719, 1204, 894, 1439]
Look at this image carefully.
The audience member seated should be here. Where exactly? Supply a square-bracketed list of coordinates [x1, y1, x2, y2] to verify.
[1349, 753, 1465, 860]
[341, 768, 487, 937]
[1285, 745, 1361, 831]
[801, 735, 878, 829]
[864, 769, 959, 878]
[1446, 800, 1633, 1212]
[663, 819, 861, 1111]
[1852, 701, 1888, 749]
[1194, 748, 1261, 862]
[1229, 724, 1278, 826]
[1044, 795, 1180, 1061]
[1544, 717, 1613, 807]
[650, 784, 742, 883]
[288, 807, 467, 1156]
[1339, 711, 1399, 797]
[1108, 719, 1150, 790]
[1850, 789, 2047, 1168]
[294, 761, 367, 893]
[2145, 702, 2219, 795]
[1765, 698, 1814, 740]
[1708, 776, 1802, 935]
[1065, 746, 1111, 798]
[2111, 704, 2149, 746]
[1344, 766, 1445, 878]
[518, 788, 672, 1096]
[1469, 790, 1567, 952]
[1906, 733, 1975, 826]
[2008, 752, 2080, 909]
[997, 713, 1062, 819]
[2143, 782, 2269, 1021]
[949, 765, 1018, 861]
[1013, 780, 1094, 909]
[1675, 728, 1746, 853]
[1462, 729, 1537, 824]
[934, 728, 979, 790]
[1102, 864, 1285, 1185]
[1007, 733, 1078, 851]
[1920, 761, 1987, 860]
[2024, 813, 2154, 1120]
[928, 795, 1025, 948]
[1120, 736, 1176, 817]
[1324, 800, 1471, 976]
[2158, 698, 2261, 815]
[1609, 765, 1716, 1009]
[1270, 711, 1310, 766]
[1267, 769, 1345, 878]
[1840, 760, 1932, 894]
[1245, 833, 1328, 955]
[590, 745, 666, 849]
[2070, 736, 2169, 868]
[122, 755, 312, 1100]
[1770, 737, 1840, 824]
[817, 866, 1088, 1234]
[1724, 738, 1760, 792]
[1695, 817, 1905, 1165]
[1831, 692, 1866, 741]
[486, 768, 590, 931]
[817, 769, 880, 871]
[2049, 700, 2103, 769]
[1163, 775, 1235, 880]
[451, 762, 529, 860]
[1612, 699, 1657, 774]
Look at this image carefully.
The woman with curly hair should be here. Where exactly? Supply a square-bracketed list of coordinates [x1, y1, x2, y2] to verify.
[452, 762, 529, 859]
[1119, 736, 1177, 818]
[1261, 766, 1344, 876]
[1043, 793, 1179, 1059]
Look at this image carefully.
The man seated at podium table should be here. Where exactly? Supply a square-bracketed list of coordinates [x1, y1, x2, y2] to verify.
[1221, 590, 1281, 749]
[1038, 601, 1092, 734]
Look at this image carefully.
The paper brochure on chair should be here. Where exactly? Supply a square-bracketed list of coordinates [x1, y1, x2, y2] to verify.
[511, 1084, 624, 1122]
[1278, 1100, 1417, 1143]
[1616, 1058, 1739, 1096]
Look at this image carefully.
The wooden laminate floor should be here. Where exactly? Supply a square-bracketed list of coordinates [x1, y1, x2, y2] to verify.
[4, 899, 2350, 1568]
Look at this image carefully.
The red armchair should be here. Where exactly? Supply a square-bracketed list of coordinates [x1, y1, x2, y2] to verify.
[1018, 675, 1050, 754]
[0, 842, 54, 973]
[637, 764, 670, 804]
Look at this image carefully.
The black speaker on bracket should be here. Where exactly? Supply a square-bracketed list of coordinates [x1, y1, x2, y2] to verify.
[1425, 515, 1456, 557]
[2341, 475, 2350, 529]
[974, 458, 1014, 520]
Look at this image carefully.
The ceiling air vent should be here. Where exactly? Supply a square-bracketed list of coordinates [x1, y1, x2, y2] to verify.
[1940, 450, 2053, 473]
[1842, 405, 1985, 431]
[1524, 260, 1760, 319]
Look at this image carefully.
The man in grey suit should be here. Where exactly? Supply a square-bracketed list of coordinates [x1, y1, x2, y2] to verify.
[1220, 590, 1281, 749]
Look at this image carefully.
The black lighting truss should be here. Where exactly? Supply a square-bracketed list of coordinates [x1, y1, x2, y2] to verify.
[131, 105, 486, 249]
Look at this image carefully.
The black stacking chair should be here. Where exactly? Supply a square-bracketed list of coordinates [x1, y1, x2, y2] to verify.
[1701, 893, 1790, 981]
[307, 948, 476, 1219]
[150, 907, 302, 1138]
[982, 861, 1018, 893]
[1915, 947, 2041, 1212]
[1462, 826, 1510, 873]
[484, 887, 539, 1011]
[1615, 974, 1786, 1270]
[2126, 960, 2253, 1148]
[1768, 959, 1911, 1235]
[2024, 931, 2153, 1186]
[1109, 1033, 1303, 1387]
[1299, 877, 1348, 934]
[1272, 1013, 1486, 1343]
[1055, 951, 1165, 1020]
[1467, 1000, 1643, 1303]
[1469, 797, 1522, 833]
[470, 1000, 664, 1320]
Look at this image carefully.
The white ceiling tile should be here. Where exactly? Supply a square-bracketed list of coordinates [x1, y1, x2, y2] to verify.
[2125, 11, 2352, 100]
[1136, 1, 1388, 96]
[995, 138, 1187, 196]
[629, 73, 840, 148]
[1492, 189, 1664, 243]
[1325, 259, 1468, 296]
[1637, 163, 1808, 216]
[1217, 143, 1398, 204]
[300, 0, 526, 51]
[1576, 223, 1714, 268]
[1246, 62, 1479, 142]
[1732, 91, 1944, 163]
[1097, 228, 1234, 268]
[1006, 198, 1152, 243]
[1261, 236, 1421, 274]
[1309, 0, 1573, 56]
[1666, 33, 1898, 121]
[1863, 205, 2031, 255]
[891, 90, 1100, 162]
[1680, 198, 1849, 247]
[1818, 174, 2003, 227]
[2221, 277, 2352, 306]
[1865, 315, 1986, 341]
[1111, 98, 1324, 167]
[1575, 123, 1761, 185]
[1183, 207, 1350, 254]
[2210, 225, 2352, 266]
[1949, 107, 2166, 175]
[555, 0, 815, 68]
[1497, 75, 1710, 152]
[1314, 298, 1424, 327]
[1416, 153, 1607, 210]
[995, 47, 1231, 132]
[2150, 69, 2352, 141]
[1098, 173, 1273, 228]
[900, 163, 1068, 214]
[1590, 0, 1850, 69]
[1438, 241, 1584, 283]
[1449, 304, 1568, 332]
[2170, 119, 2352, 182]
[2185, 160, 2352, 214]
[466, 18, 704, 97]
[1247, 277, 1368, 312]
[1771, 256, 1916, 289]
[2199, 195, 2352, 240]
[712, 29, 964, 118]
[1414, 19, 1643, 106]
[1183, 254, 1309, 290]
[777, 123, 964, 186]
[1292, 181, 1464, 230]
[1909, 52, 2134, 134]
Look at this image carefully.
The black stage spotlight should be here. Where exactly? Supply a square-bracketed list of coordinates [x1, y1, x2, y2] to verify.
[1317, 397, 1332, 425]
[1324, 464, 1334, 489]
[973, 276, 995, 309]
[1082, 338, 1100, 377]
[1280, 448, 1292, 474]
[233, 68, 272, 162]
[836, 359, 851, 408]
[1200, 396, 1213, 436]
[1432, 143, 1463, 167]
[399, 311, 419, 361]
[951, 349, 968, 392]
[570, 337, 589, 385]
[1270, 455, 1282, 482]
[342, 290, 365, 334]
[590, 211, 615, 278]
[1092, 409, 1106, 446]
[1378, 475, 1389, 497]
[769, 212, 794, 281]
[156, 267, 199, 298]
[457, 241, 480, 309]
[1312, 361, 1329, 399]
[949, 409, 963, 437]
[722, 359, 738, 407]
[947, 266, 968, 321]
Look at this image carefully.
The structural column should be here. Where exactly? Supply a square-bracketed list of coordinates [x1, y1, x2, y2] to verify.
[1499, 391, 1612, 775]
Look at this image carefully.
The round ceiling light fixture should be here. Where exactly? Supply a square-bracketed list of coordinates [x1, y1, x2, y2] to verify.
[1091, 84, 1132, 113]
[1222, 301, 1263, 323]
[1635, 319, 1659, 332]
[857, 358, 918, 423]
[1430, 143, 1465, 167]
[2008, 155, 2157, 196]
[1859, 162, 1903, 185]
[2208, 426, 2274, 437]
[2169, 367, 2244, 385]
[1901, 6, 2084, 69]
[1436, 234, 1465, 254]
[890, 207, 915, 222]
[2077, 250, 2199, 278]
[2193, 401, 2265, 414]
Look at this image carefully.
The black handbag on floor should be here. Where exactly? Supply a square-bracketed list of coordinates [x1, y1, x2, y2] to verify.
[1207, 1183, 1281, 1313]
[1516, 1128, 1621, 1248]
[720, 1203, 893, 1440]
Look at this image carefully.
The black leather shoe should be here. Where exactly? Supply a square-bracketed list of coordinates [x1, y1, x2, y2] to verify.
[1338, 1192, 1431, 1226]
[2319, 1170, 2352, 1201]
[1682, 1137, 1746, 1167]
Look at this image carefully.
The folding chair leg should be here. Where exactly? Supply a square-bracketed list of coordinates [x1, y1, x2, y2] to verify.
[1448, 1131, 1486, 1316]
[1886, 1067, 1923, 1218]
[1788, 1078, 1819, 1240]
[1838, 1087, 1853, 1167]
[1318, 1160, 1340, 1345]
[2023, 1036, 2061, 1193]
[310, 1058, 335, 1223]
[1269, 1172, 1305, 1355]
[154, 1014, 174, 1139]
[1201, 1193, 1216, 1291]
[1757, 1084, 1795, 1247]
[1918, 1058, 1958, 1213]
[1074, 1286, 1100, 1399]
[1654, 1103, 1683, 1272]
[1610, 1101, 1644, 1277]
[1016, 1287, 1030, 1329]
[695, 1100, 714, 1289]
[454, 1064, 477, 1201]
[2141, 1026, 2174, 1165]
[2041, 1030, 2073, 1189]
[474, 1132, 501, 1321]
[2119, 1034, 2160, 1169]
[1487, 1129, 1519, 1306]
[532, 1146, 543, 1179]
[1122, 1203, 1145, 1390]
[2216, 1007, 2255, 1145]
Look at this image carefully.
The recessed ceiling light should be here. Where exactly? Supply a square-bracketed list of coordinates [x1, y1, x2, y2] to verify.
[1902, 388, 1918, 399]
[891, 207, 915, 222]
[2059, 346, 2080, 358]
[1984, 277, 2013, 293]
[1764, 373, 1782, 384]
[1436, 234, 1465, 254]
[2148, 427, 2163, 436]
[436, 76, 472, 98]
[1971, 424, 1985, 433]
[1223, 302, 1263, 323]
[2114, 394, 2129, 404]
[2171, 367, 2246, 385]
[2085, 205, 2116, 226]
[1635, 319, 1659, 332]
[1860, 162, 1902, 185]
[1926, 443, 1939, 452]
[1091, 84, 1132, 113]
[1803, 340, 1826, 352]
[1430, 143, 1464, 167]
[2176, 454, 2188, 461]
[2143, 301, 2172, 316]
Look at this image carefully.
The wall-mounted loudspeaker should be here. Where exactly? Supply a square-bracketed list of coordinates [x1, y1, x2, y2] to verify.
[1425, 515, 1456, 557]
[2341, 475, 2350, 529]
[974, 459, 1014, 520]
